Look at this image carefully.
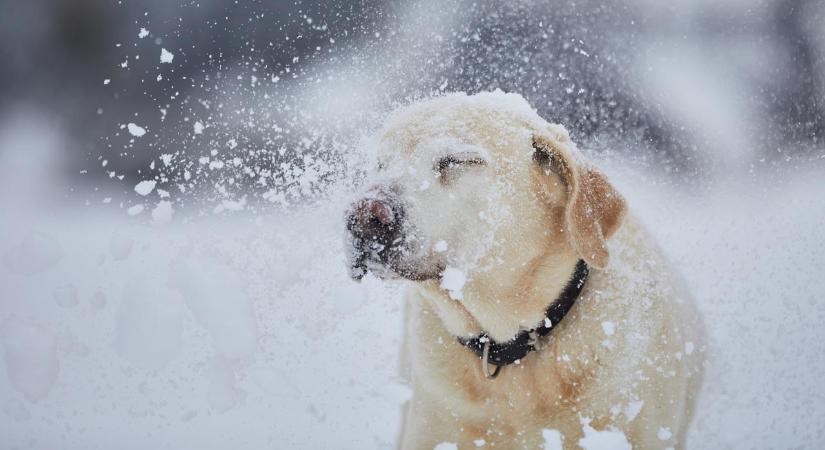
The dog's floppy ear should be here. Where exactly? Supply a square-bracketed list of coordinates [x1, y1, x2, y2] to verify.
[533, 126, 627, 269]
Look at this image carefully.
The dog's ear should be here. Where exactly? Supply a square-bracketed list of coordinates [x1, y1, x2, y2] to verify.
[532, 127, 627, 269]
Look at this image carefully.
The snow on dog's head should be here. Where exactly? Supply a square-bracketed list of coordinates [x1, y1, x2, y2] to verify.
[345, 91, 626, 296]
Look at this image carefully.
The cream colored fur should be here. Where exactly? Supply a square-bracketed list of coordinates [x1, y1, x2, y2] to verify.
[367, 92, 703, 449]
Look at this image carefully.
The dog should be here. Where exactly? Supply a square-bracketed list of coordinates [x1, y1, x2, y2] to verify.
[345, 91, 703, 449]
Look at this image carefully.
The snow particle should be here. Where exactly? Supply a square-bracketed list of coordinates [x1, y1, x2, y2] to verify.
[160, 48, 174, 64]
[625, 400, 644, 422]
[542, 429, 563, 450]
[440, 267, 466, 300]
[213, 198, 246, 214]
[434, 443, 457, 450]
[134, 180, 156, 196]
[601, 321, 615, 336]
[658, 427, 673, 441]
[193, 121, 204, 135]
[127, 123, 146, 137]
[433, 240, 448, 252]
[127, 204, 144, 216]
[578, 418, 631, 450]
[138, 27, 149, 39]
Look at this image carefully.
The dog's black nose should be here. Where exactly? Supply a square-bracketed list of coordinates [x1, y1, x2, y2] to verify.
[346, 197, 400, 248]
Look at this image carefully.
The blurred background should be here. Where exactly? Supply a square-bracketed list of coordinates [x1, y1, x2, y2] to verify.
[1, 1, 824, 449]
[2, 0, 823, 209]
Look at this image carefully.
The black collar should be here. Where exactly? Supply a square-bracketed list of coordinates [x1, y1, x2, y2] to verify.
[457, 260, 589, 373]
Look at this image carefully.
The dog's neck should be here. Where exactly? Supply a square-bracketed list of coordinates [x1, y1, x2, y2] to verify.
[415, 250, 582, 343]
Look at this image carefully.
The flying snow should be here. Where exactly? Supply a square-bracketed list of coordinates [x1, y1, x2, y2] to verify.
[440, 267, 466, 300]
[134, 180, 157, 196]
[433, 240, 448, 252]
[542, 429, 563, 450]
[577, 418, 632, 450]
[601, 321, 616, 336]
[160, 48, 174, 64]
[624, 400, 644, 422]
[127, 123, 146, 137]
[434, 443, 458, 450]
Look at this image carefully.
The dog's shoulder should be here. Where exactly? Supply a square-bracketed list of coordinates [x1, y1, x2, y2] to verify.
[555, 214, 699, 375]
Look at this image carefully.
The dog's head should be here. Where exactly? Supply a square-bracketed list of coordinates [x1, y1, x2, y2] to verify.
[346, 92, 626, 289]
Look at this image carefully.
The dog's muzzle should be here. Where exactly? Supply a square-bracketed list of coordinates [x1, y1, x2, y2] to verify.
[345, 191, 404, 280]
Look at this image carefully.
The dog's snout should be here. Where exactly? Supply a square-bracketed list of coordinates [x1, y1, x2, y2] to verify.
[347, 198, 399, 245]
[345, 189, 408, 281]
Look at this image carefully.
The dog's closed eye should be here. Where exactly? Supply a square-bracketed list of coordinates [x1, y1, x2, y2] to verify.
[435, 153, 487, 185]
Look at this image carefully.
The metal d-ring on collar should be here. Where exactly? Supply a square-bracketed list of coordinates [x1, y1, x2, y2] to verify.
[481, 337, 502, 379]
[458, 260, 589, 379]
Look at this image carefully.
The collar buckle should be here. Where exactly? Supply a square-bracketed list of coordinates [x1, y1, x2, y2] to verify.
[459, 260, 589, 380]
[481, 339, 502, 379]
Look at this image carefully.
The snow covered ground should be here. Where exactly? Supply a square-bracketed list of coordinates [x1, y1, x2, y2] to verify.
[1, 149, 824, 449]
[613, 167, 825, 449]
[0, 204, 410, 449]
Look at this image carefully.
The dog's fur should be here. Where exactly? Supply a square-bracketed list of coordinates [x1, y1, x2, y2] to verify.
[348, 92, 703, 449]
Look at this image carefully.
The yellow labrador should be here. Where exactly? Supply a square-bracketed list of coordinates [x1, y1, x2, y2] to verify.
[345, 92, 703, 449]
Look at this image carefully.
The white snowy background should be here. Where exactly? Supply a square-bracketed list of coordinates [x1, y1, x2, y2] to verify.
[1, 0, 824, 449]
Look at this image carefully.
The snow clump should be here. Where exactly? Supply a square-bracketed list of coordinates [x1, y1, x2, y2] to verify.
[440, 267, 466, 300]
